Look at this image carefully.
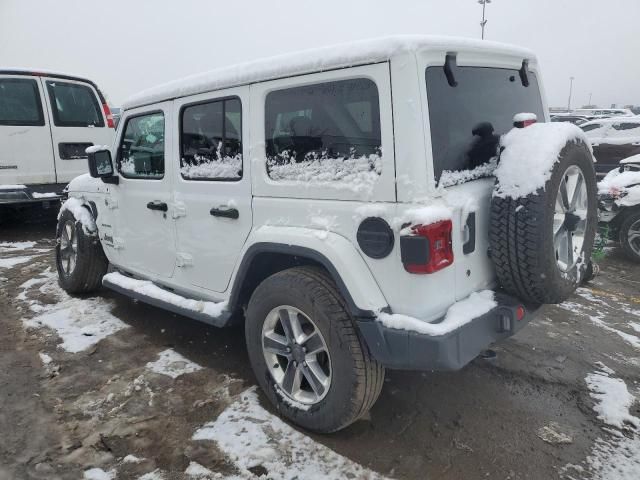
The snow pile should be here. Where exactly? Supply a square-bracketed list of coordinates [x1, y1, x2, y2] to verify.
[0, 241, 36, 252]
[0, 255, 34, 269]
[67, 173, 103, 193]
[598, 167, 640, 207]
[85, 145, 110, 154]
[103, 272, 228, 318]
[123, 35, 533, 109]
[83, 468, 115, 480]
[378, 290, 496, 335]
[31, 192, 59, 199]
[58, 197, 97, 235]
[391, 204, 452, 231]
[145, 349, 203, 379]
[267, 152, 382, 195]
[494, 122, 591, 199]
[513, 112, 538, 123]
[192, 387, 387, 479]
[181, 154, 242, 179]
[582, 365, 640, 480]
[352, 203, 389, 223]
[585, 368, 639, 429]
[22, 270, 127, 353]
[439, 158, 498, 188]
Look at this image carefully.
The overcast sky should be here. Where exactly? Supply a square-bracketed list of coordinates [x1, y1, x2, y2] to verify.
[1, 0, 638, 108]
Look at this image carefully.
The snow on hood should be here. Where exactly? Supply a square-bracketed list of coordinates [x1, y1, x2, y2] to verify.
[598, 167, 640, 207]
[123, 35, 534, 110]
[494, 123, 591, 199]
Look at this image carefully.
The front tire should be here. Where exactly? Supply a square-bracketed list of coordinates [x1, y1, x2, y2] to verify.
[245, 266, 384, 433]
[619, 209, 640, 263]
[56, 209, 108, 293]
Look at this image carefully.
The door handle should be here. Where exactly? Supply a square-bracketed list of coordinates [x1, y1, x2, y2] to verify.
[210, 206, 239, 219]
[146, 201, 168, 212]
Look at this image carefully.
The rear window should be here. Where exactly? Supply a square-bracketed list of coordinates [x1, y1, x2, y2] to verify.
[0, 78, 45, 126]
[46, 81, 104, 127]
[265, 78, 382, 184]
[612, 123, 640, 131]
[426, 66, 544, 184]
[581, 123, 603, 132]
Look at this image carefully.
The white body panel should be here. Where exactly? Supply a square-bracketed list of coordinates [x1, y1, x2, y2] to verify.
[66, 36, 547, 322]
[0, 73, 113, 191]
[0, 75, 54, 184]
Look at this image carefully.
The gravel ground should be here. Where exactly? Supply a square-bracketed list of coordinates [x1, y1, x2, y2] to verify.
[1, 210, 639, 480]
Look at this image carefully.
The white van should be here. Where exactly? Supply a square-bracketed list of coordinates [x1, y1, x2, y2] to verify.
[0, 70, 114, 208]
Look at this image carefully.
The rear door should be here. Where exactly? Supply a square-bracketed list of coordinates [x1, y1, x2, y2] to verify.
[422, 60, 545, 300]
[41, 77, 114, 183]
[172, 87, 252, 292]
[0, 75, 55, 185]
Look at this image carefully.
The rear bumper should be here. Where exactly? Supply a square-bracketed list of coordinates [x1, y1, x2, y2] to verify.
[357, 292, 540, 371]
[0, 184, 66, 205]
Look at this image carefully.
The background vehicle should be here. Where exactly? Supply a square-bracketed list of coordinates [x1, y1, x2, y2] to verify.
[580, 117, 640, 177]
[551, 114, 590, 125]
[55, 36, 597, 433]
[0, 69, 114, 211]
[598, 155, 640, 262]
[574, 108, 634, 118]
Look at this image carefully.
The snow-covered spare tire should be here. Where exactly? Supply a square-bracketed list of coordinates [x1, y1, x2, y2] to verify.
[489, 123, 597, 304]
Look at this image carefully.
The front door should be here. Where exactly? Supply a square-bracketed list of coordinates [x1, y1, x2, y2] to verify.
[0, 75, 55, 185]
[111, 104, 176, 279]
[172, 87, 252, 292]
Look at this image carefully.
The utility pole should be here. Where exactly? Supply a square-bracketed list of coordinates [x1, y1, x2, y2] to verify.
[567, 76, 575, 112]
[588, 92, 593, 106]
[478, 0, 491, 40]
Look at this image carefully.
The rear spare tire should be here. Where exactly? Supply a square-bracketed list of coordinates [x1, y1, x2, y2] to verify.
[490, 138, 597, 304]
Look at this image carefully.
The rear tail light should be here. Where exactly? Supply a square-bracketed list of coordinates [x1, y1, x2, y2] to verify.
[102, 103, 115, 128]
[400, 220, 454, 274]
[513, 113, 537, 129]
[516, 305, 525, 321]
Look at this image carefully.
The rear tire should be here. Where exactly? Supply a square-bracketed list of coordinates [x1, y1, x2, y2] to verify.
[245, 266, 384, 433]
[619, 209, 640, 263]
[490, 140, 597, 304]
[56, 209, 108, 293]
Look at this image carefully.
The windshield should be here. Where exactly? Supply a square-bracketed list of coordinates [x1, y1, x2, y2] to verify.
[426, 66, 545, 185]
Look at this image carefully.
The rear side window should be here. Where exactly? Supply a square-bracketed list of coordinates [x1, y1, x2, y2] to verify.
[612, 123, 640, 131]
[46, 81, 104, 127]
[0, 78, 45, 126]
[426, 67, 544, 184]
[265, 78, 382, 183]
[180, 97, 242, 180]
[581, 123, 603, 132]
[118, 112, 165, 179]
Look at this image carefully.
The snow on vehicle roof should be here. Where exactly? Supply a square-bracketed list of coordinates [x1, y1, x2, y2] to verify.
[621, 154, 640, 164]
[581, 117, 640, 126]
[123, 35, 535, 110]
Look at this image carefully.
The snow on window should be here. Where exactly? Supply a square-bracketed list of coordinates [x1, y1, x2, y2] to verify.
[265, 78, 382, 193]
[181, 97, 243, 180]
[438, 158, 498, 188]
[266, 149, 382, 193]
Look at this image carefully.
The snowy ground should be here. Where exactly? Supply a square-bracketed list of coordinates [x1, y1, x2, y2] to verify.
[1, 215, 639, 479]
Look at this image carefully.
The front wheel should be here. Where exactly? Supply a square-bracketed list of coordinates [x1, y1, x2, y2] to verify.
[619, 210, 640, 263]
[56, 208, 108, 293]
[245, 266, 384, 433]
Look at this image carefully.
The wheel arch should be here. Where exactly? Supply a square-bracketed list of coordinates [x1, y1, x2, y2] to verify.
[226, 242, 386, 324]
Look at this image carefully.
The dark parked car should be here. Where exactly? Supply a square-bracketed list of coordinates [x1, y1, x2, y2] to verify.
[551, 115, 591, 125]
[581, 117, 640, 176]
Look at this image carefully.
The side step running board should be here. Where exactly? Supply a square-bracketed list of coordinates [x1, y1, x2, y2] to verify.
[102, 272, 230, 327]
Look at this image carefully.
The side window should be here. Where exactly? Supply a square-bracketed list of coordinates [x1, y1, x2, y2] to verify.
[612, 123, 640, 131]
[118, 112, 165, 179]
[46, 81, 104, 127]
[265, 78, 382, 183]
[180, 97, 242, 180]
[580, 123, 602, 132]
[0, 78, 45, 126]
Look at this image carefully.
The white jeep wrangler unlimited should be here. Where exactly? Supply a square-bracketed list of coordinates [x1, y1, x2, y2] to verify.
[55, 36, 597, 433]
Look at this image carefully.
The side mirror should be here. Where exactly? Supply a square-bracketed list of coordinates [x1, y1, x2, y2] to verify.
[87, 147, 119, 184]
